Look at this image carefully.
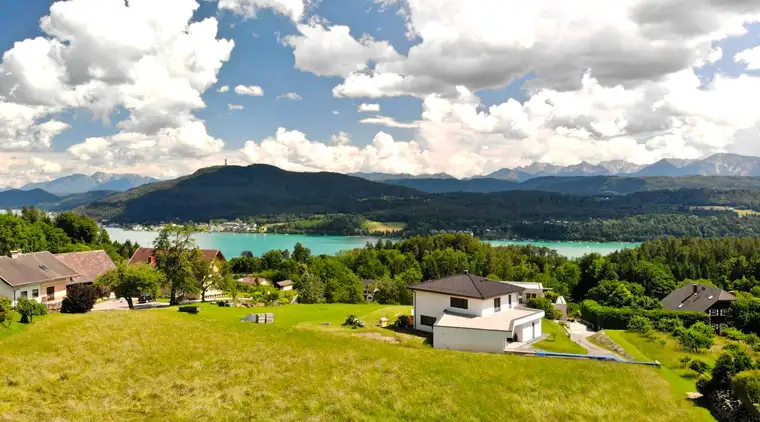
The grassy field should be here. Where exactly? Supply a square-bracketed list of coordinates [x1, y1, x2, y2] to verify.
[364, 220, 407, 233]
[0, 305, 710, 421]
[535, 319, 587, 354]
[690, 205, 760, 217]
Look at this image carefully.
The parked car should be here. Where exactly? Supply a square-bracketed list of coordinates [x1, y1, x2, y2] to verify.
[138, 294, 154, 304]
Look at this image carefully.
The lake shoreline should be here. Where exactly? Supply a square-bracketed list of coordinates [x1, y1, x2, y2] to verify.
[107, 228, 638, 259]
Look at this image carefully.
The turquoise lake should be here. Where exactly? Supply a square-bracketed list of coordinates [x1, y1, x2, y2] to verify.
[106, 228, 639, 259]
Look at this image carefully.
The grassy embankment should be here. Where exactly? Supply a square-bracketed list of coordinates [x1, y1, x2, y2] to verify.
[535, 319, 587, 354]
[0, 304, 708, 421]
[364, 220, 407, 233]
[603, 329, 746, 421]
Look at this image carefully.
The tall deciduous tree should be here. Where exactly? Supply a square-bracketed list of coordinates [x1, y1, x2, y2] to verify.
[96, 262, 163, 309]
[154, 225, 197, 305]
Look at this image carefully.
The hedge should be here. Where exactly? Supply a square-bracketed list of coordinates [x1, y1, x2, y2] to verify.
[580, 300, 709, 330]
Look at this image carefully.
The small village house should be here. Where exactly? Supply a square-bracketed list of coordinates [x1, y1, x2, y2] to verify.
[238, 276, 271, 287]
[0, 251, 80, 305]
[128, 247, 227, 300]
[660, 283, 737, 330]
[55, 250, 117, 286]
[503, 281, 548, 304]
[276, 280, 294, 291]
[409, 273, 545, 353]
[362, 279, 378, 302]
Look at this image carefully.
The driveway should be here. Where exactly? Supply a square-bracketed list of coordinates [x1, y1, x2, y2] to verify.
[566, 321, 619, 357]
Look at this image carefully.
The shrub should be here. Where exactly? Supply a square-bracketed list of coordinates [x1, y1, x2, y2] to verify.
[655, 318, 684, 335]
[342, 314, 364, 329]
[580, 300, 708, 330]
[628, 315, 653, 334]
[0, 297, 14, 328]
[678, 323, 715, 353]
[395, 314, 410, 328]
[61, 284, 99, 314]
[723, 327, 746, 341]
[527, 297, 559, 320]
[15, 297, 47, 323]
[746, 333, 760, 350]
[732, 370, 760, 407]
[689, 359, 711, 374]
[680, 356, 693, 366]
[709, 348, 754, 390]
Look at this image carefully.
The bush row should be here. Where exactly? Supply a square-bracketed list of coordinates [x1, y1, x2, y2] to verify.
[581, 300, 709, 329]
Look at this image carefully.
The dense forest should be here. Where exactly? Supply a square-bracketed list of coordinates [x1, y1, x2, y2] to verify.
[226, 234, 760, 330]
[0, 207, 138, 261]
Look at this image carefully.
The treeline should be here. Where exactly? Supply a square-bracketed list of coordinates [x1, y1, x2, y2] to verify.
[226, 234, 760, 314]
[0, 207, 137, 261]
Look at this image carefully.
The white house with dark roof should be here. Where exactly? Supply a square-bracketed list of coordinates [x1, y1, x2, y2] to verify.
[409, 273, 545, 353]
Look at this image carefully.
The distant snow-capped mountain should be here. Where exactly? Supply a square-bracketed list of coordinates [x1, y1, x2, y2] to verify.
[21, 172, 159, 195]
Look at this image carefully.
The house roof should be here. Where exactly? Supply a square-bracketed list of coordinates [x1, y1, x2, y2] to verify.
[504, 281, 545, 291]
[276, 280, 294, 287]
[661, 283, 737, 313]
[55, 250, 116, 284]
[409, 274, 524, 299]
[361, 279, 376, 287]
[238, 276, 269, 286]
[435, 308, 544, 332]
[0, 252, 80, 287]
[128, 247, 226, 266]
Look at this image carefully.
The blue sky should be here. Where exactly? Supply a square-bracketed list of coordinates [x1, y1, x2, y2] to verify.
[1, 0, 760, 185]
[0, 0, 427, 152]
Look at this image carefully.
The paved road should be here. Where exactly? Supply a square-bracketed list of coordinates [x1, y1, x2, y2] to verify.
[566, 321, 618, 357]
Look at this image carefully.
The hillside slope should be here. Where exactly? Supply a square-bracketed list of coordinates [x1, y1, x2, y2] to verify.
[82, 164, 421, 222]
[0, 189, 60, 208]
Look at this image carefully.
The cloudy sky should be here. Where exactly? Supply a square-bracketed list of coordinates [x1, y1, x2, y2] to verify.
[1, 0, 760, 186]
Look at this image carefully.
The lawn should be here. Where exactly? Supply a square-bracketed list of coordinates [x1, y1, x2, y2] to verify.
[534, 319, 587, 354]
[0, 304, 709, 421]
[364, 220, 407, 233]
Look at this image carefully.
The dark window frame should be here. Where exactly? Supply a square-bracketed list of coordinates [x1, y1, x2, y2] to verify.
[32, 289, 39, 298]
[46, 286, 55, 301]
[420, 315, 436, 327]
[494, 297, 501, 312]
[450, 297, 468, 309]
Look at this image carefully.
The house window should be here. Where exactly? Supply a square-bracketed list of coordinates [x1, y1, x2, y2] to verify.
[508, 294, 512, 307]
[709, 309, 719, 316]
[450, 297, 468, 309]
[32, 289, 39, 298]
[19, 291, 28, 298]
[420, 315, 436, 327]
[46, 286, 55, 301]
[494, 297, 501, 312]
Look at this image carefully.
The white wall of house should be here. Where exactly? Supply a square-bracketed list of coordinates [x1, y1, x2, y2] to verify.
[520, 289, 544, 304]
[515, 317, 543, 342]
[433, 326, 510, 353]
[413, 291, 521, 332]
[0, 283, 42, 304]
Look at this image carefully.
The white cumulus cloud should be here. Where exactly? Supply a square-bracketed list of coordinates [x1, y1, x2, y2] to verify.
[358, 103, 380, 112]
[277, 92, 302, 100]
[235, 85, 264, 96]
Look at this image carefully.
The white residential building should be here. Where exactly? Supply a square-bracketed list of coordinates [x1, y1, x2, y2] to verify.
[410, 274, 545, 353]
[504, 281, 548, 304]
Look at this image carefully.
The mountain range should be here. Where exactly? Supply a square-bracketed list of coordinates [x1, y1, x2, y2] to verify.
[349, 153, 760, 182]
[0, 189, 116, 211]
[20, 172, 159, 195]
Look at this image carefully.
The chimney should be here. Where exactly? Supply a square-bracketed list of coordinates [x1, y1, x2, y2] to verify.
[693, 284, 698, 294]
[10, 250, 21, 259]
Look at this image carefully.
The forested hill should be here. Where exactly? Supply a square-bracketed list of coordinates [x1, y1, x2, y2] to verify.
[383, 175, 760, 194]
[0, 189, 59, 208]
[80, 164, 421, 222]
